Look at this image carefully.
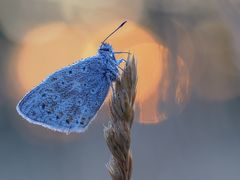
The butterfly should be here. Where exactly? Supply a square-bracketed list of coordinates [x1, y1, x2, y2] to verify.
[16, 21, 129, 134]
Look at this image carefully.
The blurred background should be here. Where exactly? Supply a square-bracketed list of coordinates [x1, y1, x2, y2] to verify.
[0, 0, 240, 179]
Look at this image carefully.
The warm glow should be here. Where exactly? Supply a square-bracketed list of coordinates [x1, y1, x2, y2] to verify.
[15, 22, 88, 93]
[13, 21, 168, 124]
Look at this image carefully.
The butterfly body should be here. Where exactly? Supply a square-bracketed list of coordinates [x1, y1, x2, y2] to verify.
[16, 43, 124, 133]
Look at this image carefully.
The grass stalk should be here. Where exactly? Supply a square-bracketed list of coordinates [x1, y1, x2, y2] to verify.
[104, 55, 137, 180]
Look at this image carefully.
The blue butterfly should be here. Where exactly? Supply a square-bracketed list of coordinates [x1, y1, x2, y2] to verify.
[16, 21, 129, 134]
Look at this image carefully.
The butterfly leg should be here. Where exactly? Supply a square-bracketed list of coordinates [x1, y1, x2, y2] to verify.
[116, 58, 127, 65]
[114, 51, 131, 55]
[117, 65, 124, 72]
[114, 51, 131, 63]
[116, 58, 128, 73]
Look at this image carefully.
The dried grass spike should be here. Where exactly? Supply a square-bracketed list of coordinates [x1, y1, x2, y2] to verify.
[104, 54, 137, 180]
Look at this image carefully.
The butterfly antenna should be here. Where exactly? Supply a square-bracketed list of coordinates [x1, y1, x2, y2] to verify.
[102, 20, 127, 43]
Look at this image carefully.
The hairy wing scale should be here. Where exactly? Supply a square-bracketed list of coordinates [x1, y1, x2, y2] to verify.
[17, 56, 110, 133]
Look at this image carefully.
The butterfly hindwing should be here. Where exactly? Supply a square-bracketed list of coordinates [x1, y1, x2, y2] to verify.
[17, 56, 110, 133]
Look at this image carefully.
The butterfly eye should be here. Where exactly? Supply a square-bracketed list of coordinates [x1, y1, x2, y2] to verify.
[100, 48, 109, 51]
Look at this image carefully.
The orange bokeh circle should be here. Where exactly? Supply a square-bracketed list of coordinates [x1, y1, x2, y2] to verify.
[15, 22, 88, 94]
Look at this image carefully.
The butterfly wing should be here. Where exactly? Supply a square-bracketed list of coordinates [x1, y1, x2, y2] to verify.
[16, 56, 110, 133]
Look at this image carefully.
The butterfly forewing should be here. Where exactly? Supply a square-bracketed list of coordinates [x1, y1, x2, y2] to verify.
[17, 56, 110, 133]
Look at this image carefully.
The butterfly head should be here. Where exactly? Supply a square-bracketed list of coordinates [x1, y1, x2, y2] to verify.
[98, 43, 114, 55]
[98, 21, 127, 57]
